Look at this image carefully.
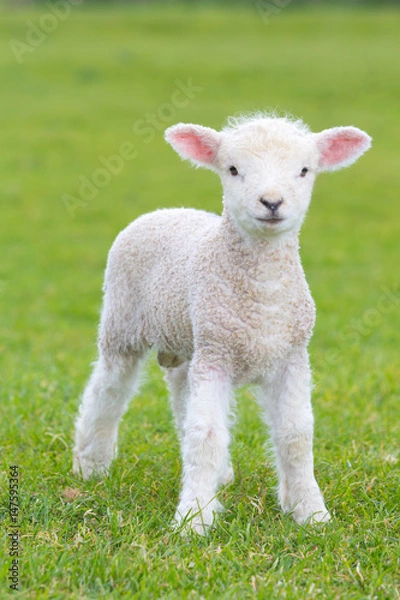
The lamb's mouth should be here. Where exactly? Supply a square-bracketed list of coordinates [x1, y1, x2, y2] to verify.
[256, 217, 284, 224]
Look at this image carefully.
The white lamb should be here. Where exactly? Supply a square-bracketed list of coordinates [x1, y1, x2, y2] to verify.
[73, 113, 371, 532]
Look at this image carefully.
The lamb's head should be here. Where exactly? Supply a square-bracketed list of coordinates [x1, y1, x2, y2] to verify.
[165, 114, 371, 239]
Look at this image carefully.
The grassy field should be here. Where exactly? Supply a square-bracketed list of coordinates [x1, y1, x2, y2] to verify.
[0, 3, 399, 599]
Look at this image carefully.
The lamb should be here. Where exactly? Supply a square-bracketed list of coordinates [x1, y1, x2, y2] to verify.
[73, 113, 371, 533]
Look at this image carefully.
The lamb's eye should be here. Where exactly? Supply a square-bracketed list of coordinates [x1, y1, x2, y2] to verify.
[229, 166, 239, 176]
[300, 167, 309, 177]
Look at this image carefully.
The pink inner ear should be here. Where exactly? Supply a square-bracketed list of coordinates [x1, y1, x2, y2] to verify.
[172, 132, 216, 164]
[320, 130, 367, 168]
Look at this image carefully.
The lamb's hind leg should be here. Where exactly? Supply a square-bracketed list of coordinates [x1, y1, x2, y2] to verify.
[164, 361, 190, 442]
[73, 352, 143, 479]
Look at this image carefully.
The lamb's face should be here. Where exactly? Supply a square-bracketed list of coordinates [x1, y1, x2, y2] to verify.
[217, 125, 318, 237]
[165, 116, 371, 240]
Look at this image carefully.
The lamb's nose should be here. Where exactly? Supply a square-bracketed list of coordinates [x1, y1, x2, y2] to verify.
[260, 198, 283, 212]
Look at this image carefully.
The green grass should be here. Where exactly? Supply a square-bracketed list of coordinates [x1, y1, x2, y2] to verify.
[0, 4, 399, 598]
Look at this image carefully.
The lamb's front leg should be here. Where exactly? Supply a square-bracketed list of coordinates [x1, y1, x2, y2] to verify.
[175, 362, 232, 534]
[260, 348, 330, 524]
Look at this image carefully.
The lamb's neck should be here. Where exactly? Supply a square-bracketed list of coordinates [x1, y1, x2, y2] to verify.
[218, 210, 301, 280]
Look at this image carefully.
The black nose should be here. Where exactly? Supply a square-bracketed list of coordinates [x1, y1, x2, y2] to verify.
[260, 198, 283, 212]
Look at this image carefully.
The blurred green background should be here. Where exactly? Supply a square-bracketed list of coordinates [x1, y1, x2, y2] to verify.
[0, 2, 399, 598]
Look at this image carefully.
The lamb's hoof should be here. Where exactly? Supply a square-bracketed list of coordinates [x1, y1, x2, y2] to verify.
[220, 462, 234, 486]
[280, 482, 330, 525]
[173, 499, 223, 535]
[308, 510, 331, 524]
[290, 500, 331, 525]
[72, 453, 110, 480]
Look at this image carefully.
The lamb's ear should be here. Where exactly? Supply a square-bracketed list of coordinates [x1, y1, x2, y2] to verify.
[314, 126, 372, 172]
[164, 123, 221, 169]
